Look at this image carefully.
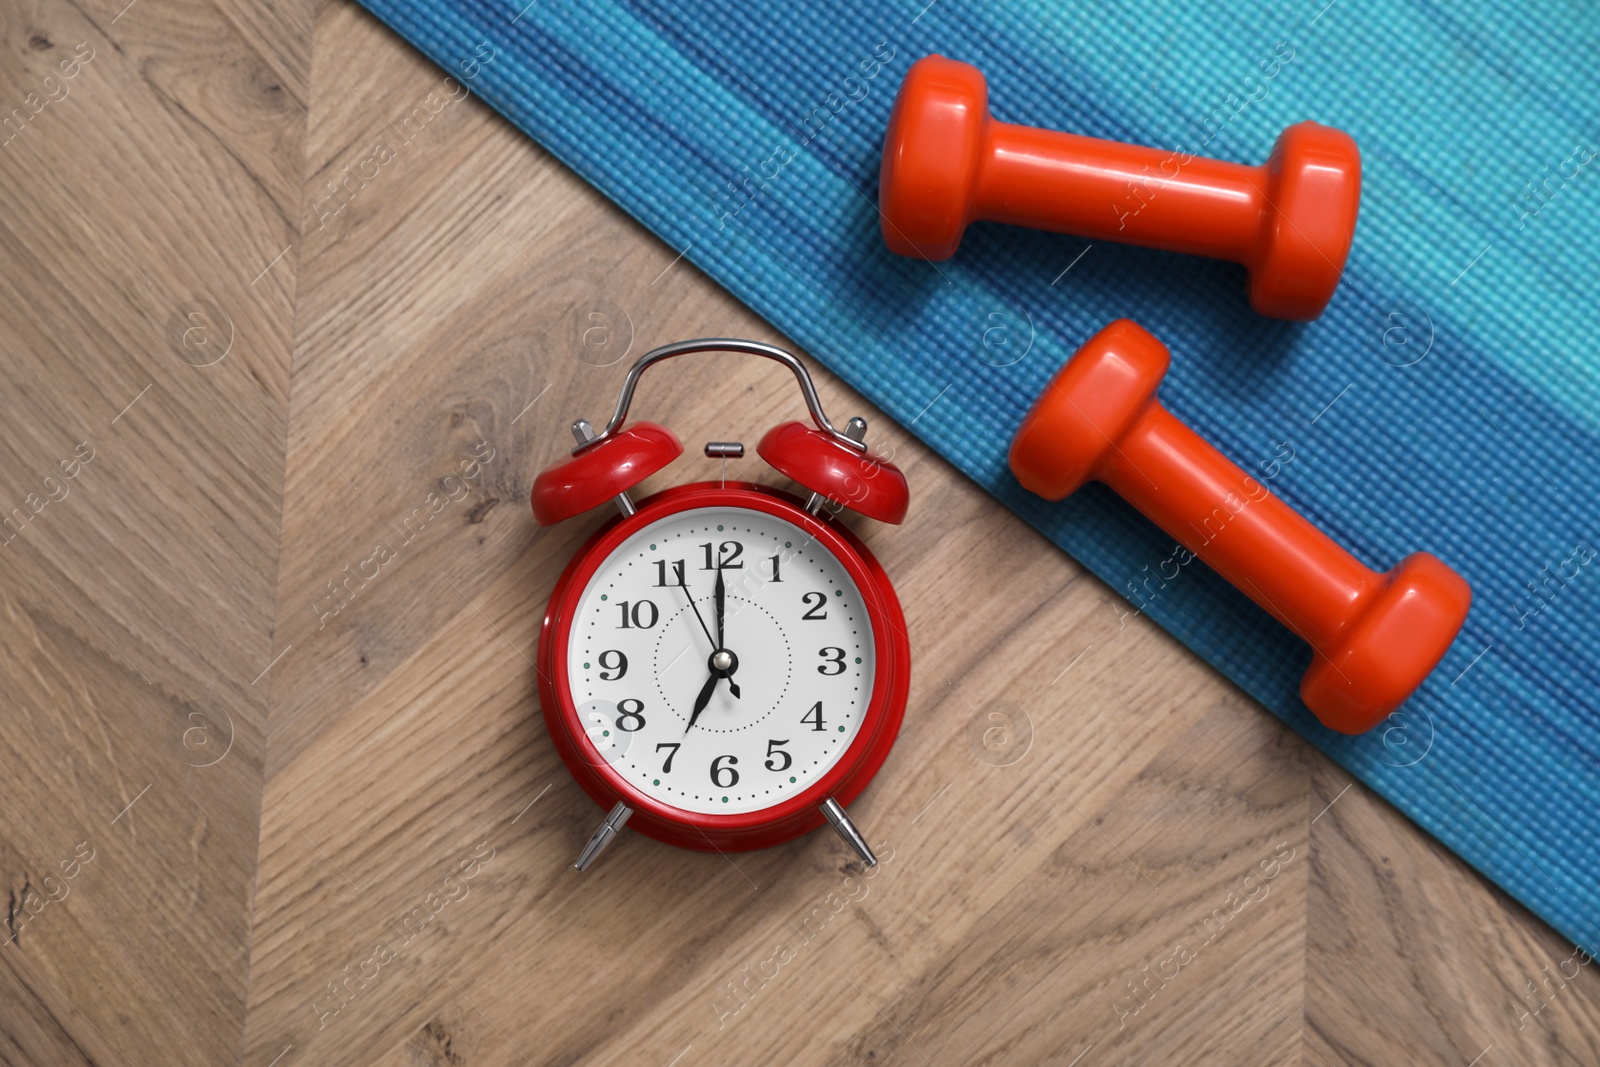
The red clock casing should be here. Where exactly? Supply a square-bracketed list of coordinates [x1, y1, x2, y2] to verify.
[537, 481, 911, 853]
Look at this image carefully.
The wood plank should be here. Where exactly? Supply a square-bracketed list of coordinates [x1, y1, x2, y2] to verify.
[1306, 754, 1600, 1066]
[0, 0, 309, 1061]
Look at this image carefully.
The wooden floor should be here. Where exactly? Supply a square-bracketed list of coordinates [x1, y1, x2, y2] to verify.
[1, 1, 1596, 1064]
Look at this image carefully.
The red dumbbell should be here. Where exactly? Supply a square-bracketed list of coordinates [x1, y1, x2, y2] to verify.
[880, 56, 1362, 320]
[1008, 320, 1470, 734]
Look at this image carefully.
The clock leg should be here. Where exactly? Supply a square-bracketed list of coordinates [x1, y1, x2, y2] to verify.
[574, 801, 632, 871]
[820, 797, 878, 868]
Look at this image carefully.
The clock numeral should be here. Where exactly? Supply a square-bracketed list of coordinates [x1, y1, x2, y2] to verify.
[655, 742, 680, 773]
[802, 701, 826, 731]
[764, 739, 792, 772]
[766, 554, 783, 582]
[801, 591, 828, 620]
[699, 540, 744, 570]
[597, 649, 628, 680]
[615, 698, 646, 732]
[616, 599, 659, 629]
[653, 559, 687, 587]
[817, 647, 847, 675]
[710, 754, 740, 788]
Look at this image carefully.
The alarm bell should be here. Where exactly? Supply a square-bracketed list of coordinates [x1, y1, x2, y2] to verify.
[529, 338, 908, 527]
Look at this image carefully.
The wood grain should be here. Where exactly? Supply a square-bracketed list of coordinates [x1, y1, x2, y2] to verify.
[0, 1, 1595, 1065]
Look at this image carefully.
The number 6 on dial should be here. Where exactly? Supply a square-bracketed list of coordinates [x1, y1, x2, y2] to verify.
[533, 339, 911, 874]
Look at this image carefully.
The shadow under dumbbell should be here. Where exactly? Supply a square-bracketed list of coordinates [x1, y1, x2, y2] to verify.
[862, 208, 1307, 389]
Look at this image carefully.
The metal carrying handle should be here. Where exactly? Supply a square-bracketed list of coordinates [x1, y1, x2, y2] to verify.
[573, 338, 865, 454]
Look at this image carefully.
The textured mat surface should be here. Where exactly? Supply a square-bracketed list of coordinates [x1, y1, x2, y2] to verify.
[356, 0, 1600, 950]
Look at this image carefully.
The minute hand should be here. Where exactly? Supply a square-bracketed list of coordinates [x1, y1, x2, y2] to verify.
[714, 566, 726, 649]
[714, 567, 739, 699]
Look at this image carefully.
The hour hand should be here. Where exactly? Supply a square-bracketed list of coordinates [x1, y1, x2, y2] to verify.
[685, 672, 718, 734]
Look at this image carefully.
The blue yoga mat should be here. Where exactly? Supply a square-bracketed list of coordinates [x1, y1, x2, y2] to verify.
[357, 0, 1600, 951]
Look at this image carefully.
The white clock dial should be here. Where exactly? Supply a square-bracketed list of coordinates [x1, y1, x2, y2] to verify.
[565, 505, 874, 815]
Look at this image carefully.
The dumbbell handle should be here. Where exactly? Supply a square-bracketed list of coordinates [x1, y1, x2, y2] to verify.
[976, 123, 1263, 263]
[1104, 402, 1377, 652]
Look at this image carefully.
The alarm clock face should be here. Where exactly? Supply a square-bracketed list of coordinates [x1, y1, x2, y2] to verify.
[563, 505, 874, 815]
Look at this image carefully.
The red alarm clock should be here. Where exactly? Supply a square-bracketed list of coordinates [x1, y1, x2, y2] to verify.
[532, 339, 911, 871]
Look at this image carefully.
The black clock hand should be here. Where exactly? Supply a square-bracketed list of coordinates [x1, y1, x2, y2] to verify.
[714, 565, 726, 650]
[713, 567, 740, 699]
[677, 564, 716, 650]
[685, 671, 719, 734]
